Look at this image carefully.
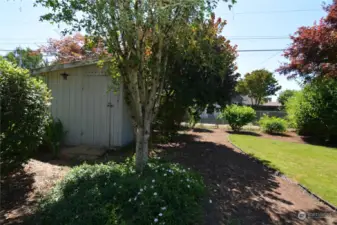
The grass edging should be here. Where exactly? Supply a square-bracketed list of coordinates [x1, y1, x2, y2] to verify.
[227, 134, 337, 212]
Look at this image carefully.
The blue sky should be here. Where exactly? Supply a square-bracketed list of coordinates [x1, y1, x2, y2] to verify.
[0, 0, 331, 99]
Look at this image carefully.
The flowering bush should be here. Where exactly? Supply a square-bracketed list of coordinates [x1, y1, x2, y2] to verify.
[29, 158, 205, 225]
[0, 58, 51, 176]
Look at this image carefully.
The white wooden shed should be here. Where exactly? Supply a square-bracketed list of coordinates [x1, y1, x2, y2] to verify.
[34, 61, 134, 148]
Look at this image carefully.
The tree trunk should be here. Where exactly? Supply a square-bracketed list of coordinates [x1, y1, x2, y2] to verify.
[135, 120, 151, 172]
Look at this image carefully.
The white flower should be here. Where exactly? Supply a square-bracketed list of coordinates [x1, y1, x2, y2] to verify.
[144, 186, 147, 190]
[137, 192, 141, 195]
[113, 182, 116, 186]
[140, 201, 144, 205]
[209, 199, 212, 204]
[182, 169, 186, 172]
[187, 185, 190, 188]
[140, 188, 143, 192]
[151, 185, 154, 188]
[164, 173, 167, 176]
[119, 186, 122, 188]
[128, 198, 131, 202]
[186, 178, 190, 182]
[154, 218, 158, 223]
[159, 213, 163, 217]
[154, 192, 157, 196]
[161, 206, 167, 210]
[134, 197, 137, 201]
[152, 179, 155, 183]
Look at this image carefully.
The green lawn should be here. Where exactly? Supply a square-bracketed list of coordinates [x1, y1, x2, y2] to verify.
[229, 134, 337, 206]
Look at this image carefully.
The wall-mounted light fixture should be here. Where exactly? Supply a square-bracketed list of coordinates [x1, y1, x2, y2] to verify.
[60, 72, 69, 80]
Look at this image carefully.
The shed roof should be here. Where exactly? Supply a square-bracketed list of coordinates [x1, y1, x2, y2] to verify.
[32, 60, 98, 75]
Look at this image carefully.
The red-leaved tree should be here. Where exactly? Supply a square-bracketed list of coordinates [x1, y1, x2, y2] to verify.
[40, 33, 108, 64]
[278, 1, 337, 81]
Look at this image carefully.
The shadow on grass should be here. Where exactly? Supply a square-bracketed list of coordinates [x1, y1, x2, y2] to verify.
[227, 130, 261, 137]
[301, 136, 337, 148]
[266, 132, 293, 137]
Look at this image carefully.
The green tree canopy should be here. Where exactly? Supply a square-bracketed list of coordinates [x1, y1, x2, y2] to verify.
[278, 89, 298, 107]
[235, 69, 281, 105]
[286, 78, 337, 143]
[155, 13, 239, 134]
[5, 47, 45, 70]
[34, 0, 236, 171]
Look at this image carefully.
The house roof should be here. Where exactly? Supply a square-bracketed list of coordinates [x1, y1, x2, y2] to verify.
[261, 101, 282, 107]
[32, 60, 99, 75]
[231, 95, 281, 107]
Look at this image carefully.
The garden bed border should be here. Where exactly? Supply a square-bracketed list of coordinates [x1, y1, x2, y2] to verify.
[227, 134, 337, 212]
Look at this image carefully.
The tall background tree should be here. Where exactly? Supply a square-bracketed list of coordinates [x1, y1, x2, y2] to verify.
[155, 13, 239, 134]
[5, 47, 44, 70]
[235, 69, 281, 105]
[39, 33, 108, 64]
[278, 90, 297, 107]
[278, 0, 337, 81]
[35, 0, 236, 171]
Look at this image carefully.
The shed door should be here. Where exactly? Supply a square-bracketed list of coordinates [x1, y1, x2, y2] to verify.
[81, 75, 112, 147]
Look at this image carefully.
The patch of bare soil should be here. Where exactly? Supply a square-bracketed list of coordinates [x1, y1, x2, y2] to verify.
[155, 129, 337, 225]
[1, 159, 70, 225]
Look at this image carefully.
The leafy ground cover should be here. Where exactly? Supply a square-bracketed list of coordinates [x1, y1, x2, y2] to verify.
[27, 158, 205, 225]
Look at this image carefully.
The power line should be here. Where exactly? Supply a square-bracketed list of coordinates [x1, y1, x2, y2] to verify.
[237, 49, 285, 52]
[0, 48, 286, 53]
[0, 42, 47, 45]
[258, 51, 282, 65]
[230, 37, 289, 40]
[0, 36, 291, 45]
[224, 9, 321, 15]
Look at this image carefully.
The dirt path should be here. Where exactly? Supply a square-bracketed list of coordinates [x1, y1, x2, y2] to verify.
[1, 159, 70, 225]
[156, 129, 337, 225]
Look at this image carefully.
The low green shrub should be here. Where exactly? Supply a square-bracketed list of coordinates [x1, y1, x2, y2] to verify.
[259, 115, 287, 134]
[29, 158, 205, 225]
[0, 58, 51, 176]
[218, 105, 256, 132]
[43, 118, 67, 157]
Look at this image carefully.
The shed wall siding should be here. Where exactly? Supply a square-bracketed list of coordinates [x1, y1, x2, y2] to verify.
[120, 85, 135, 146]
[44, 65, 126, 147]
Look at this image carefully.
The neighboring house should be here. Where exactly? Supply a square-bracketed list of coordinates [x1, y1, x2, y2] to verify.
[199, 96, 284, 124]
[231, 95, 281, 109]
[33, 61, 134, 148]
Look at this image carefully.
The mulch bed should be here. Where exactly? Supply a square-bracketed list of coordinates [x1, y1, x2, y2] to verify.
[155, 129, 337, 225]
[1, 129, 336, 225]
